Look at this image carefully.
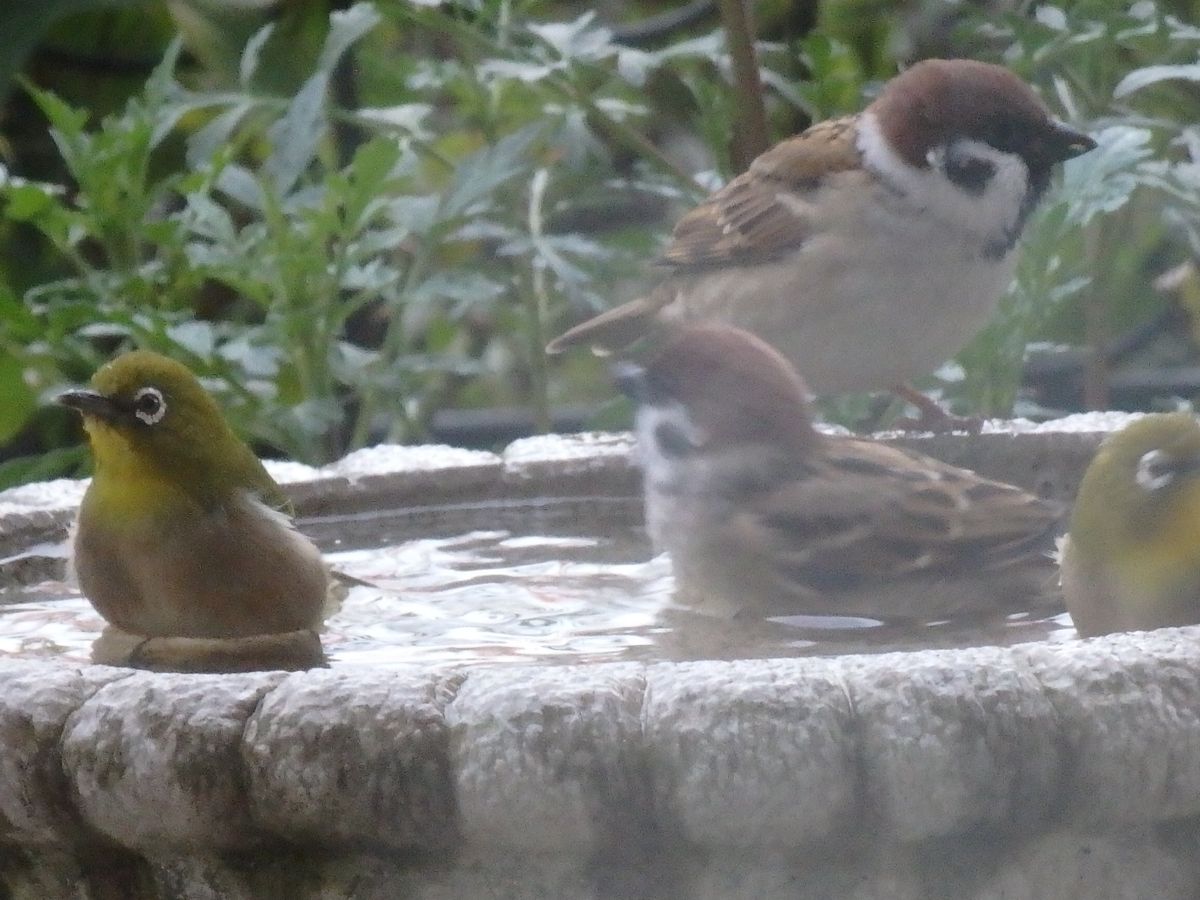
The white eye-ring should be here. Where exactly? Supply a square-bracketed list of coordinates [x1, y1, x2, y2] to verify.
[1135, 449, 1174, 492]
[132, 386, 167, 426]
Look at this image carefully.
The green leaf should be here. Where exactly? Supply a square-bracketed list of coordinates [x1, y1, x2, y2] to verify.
[240, 23, 276, 87]
[3, 182, 59, 221]
[187, 101, 256, 168]
[529, 13, 614, 62]
[317, 2, 381, 74]
[354, 104, 432, 137]
[0, 351, 37, 444]
[1059, 125, 1154, 226]
[1115, 62, 1200, 98]
[441, 125, 542, 220]
[0, 446, 88, 492]
[265, 72, 329, 196]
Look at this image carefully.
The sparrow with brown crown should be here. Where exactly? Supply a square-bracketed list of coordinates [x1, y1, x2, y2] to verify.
[614, 324, 1064, 619]
[551, 59, 1095, 416]
[1060, 413, 1200, 637]
[58, 350, 329, 645]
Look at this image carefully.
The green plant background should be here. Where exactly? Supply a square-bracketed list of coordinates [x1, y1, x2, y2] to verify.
[1, 0, 1198, 487]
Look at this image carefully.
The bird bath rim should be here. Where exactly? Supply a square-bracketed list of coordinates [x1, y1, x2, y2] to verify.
[3, 414, 1200, 899]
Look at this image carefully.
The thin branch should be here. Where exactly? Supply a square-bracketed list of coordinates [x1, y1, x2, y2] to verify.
[717, 0, 768, 169]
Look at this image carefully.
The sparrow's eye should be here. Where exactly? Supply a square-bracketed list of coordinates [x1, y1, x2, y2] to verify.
[1135, 449, 1174, 492]
[132, 386, 167, 426]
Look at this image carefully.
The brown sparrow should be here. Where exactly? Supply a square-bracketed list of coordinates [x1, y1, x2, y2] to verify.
[551, 58, 1095, 398]
[614, 324, 1064, 619]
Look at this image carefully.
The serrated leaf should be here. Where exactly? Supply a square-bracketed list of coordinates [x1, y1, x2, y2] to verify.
[187, 101, 255, 168]
[181, 193, 237, 245]
[441, 125, 542, 220]
[529, 13, 614, 61]
[1059, 126, 1154, 226]
[215, 164, 266, 212]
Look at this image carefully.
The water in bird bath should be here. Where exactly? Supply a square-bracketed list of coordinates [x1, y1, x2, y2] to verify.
[0, 494, 1074, 667]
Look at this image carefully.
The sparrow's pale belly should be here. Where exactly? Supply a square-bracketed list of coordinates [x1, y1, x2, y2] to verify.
[664, 201, 1019, 394]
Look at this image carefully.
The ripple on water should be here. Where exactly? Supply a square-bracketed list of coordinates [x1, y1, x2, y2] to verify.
[0, 501, 1075, 667]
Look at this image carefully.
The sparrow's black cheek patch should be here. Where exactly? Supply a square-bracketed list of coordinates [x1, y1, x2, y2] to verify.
[654, 421, 694, 458]
[944, 152, 996, 196]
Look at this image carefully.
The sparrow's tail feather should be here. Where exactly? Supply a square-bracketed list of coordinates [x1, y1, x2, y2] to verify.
[545, 296, 660, 355]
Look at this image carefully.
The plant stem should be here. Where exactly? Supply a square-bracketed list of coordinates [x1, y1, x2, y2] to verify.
[717, 0, 769, 169]
[1082, 225, 1108, 409]
[525, 168, 552, 433]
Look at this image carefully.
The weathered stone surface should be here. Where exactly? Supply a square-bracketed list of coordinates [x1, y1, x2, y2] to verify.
[0, 661, 129, 846]
[61, 671, 284, 851]
[642, 658, 857, 850]
[972, 827, 1199, 900]
[242, 666, 461, 850]
[1016, 627, 1200, 827]
[502, 432, 638, 497]
[838, 643, 1064, 842]
[447, 662, 646, 851]
[690, 848, 925, 900]
[1, 417, 1199, 897]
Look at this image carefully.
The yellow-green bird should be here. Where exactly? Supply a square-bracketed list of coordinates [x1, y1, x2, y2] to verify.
[1060, 412, 1200, 637]
[58, 350, 328, 639]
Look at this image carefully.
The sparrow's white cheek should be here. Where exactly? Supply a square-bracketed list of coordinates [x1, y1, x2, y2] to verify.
[857, 114, 1030, 248]
[634, 403, 702, 473]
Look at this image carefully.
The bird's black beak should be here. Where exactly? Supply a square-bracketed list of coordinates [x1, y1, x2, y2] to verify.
[612, 362, 652, 405]
[57, 389, 121, 421]
[1045, 120, 1096, 162]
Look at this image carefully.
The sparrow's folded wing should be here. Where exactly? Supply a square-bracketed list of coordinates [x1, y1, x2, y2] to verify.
[546, 118, 861, 353]
[659, 117, 860, 270]
[729, 441, 1062, 594]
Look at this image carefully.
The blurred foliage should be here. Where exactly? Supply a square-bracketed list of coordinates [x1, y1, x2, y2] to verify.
[0, 0, 811, 484]
[949, 0, 1200, 413]
[0, 0, 1199, 487]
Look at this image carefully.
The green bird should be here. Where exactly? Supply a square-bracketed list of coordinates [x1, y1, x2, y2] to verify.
[1060, 412, 1200, 637]
[58, 350, 328, 640]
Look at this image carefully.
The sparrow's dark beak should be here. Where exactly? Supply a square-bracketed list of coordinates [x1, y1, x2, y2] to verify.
[1045, 120, 1096, 162]
[612, 362, 651, 405]
[57, 389, 121, 421]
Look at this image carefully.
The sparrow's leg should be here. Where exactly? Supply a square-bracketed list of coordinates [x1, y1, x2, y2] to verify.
[889, 383, 984, 434]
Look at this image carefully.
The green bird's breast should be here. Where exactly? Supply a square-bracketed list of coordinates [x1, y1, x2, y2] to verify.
[73, 482, 328, 639]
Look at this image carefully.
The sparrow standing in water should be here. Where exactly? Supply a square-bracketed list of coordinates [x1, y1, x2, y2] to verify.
[59, 350, 329, 641]
[552, 59, 1095, 415]
[1060, 413, 1200, 637]
[615, 324, 1063, 619]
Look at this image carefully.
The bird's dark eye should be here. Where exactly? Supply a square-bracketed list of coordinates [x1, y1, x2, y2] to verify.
[132, 386, 167, 426]
[943, 143, 996, 196]
[1135, 449, 1173, 492]
[654, 421, 695, 459]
